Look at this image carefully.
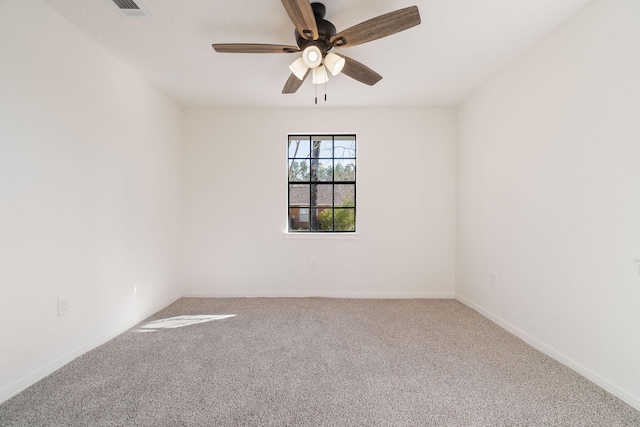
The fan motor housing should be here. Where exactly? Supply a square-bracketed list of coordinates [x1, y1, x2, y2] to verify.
[295, 2, 336, 55]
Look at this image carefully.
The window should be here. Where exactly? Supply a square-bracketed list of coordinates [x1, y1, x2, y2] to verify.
[288, 135, 356, 232]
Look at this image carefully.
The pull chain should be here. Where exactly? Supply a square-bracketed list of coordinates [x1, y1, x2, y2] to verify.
[324, 78, 327, 102]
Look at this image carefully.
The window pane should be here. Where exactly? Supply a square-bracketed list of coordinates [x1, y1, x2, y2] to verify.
[288, 160, 310, 181]
[334, 184, 355, 207]
[310, 184, 332, 207]
[299, 208, 309, 222]
[334, 159, 355, 181]
[312, 159, 333, 181]
[334, 136, 356, 158]
[312, 208, 333, 231]
[334, 208, 355, 231]
[288, 137, 310, 159]
[289, 208, 309, 231]
[311, 136, 332, 158]
[289, 184, 309, 205]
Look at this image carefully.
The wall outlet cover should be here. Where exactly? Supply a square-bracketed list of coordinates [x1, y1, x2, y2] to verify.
[58, 297, 70, 316]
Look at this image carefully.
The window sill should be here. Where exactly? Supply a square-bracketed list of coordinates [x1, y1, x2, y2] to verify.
[283, 233, 360, 240]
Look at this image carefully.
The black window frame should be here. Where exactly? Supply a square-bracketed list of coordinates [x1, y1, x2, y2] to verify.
[287, 134, 356, 233]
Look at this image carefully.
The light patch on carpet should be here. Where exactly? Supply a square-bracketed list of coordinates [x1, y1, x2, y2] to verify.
[135, 314, 236, 331]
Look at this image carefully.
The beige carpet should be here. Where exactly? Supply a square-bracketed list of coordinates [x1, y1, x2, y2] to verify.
[1, 298, 639, 426]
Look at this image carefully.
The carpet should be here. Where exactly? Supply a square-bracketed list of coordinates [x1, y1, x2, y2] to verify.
[1, 298, 639, 426]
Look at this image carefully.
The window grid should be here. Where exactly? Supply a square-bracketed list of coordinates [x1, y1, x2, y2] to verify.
[288, 135, 356, 232]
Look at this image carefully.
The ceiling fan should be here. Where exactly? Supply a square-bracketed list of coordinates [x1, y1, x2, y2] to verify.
[212, 0, 421, 95]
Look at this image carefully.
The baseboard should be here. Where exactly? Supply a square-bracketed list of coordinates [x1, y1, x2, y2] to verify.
[0, 292, 182, 405]
[455, 293, 640, 412]
[182, 291, 456, 299]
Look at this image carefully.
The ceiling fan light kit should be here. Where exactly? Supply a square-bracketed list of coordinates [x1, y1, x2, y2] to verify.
[311, 65, 329, 84]
[212, 1, 421, 98]
[324, 52, 345, 76]
[290, 48, 343, 82]
[289, 57, 308, 80]
[302, 45, 322, 68]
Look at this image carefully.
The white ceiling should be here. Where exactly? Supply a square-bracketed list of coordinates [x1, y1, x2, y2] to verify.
[42, 0, 593, 108]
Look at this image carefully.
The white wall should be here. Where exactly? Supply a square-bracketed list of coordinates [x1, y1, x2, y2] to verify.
[456, 0, 640, 408]
[0, 0, 182, 401]
[181, 108, 456, 298]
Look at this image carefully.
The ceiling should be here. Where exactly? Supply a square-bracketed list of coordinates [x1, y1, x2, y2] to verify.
[42, 0, 593, 108]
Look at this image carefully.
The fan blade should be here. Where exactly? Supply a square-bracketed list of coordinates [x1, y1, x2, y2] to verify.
[331, 6, 420, 48]
[341, 56, 382, 86]
[281, 0, 318, 40]
[212, 44, 300, 53]
[282, 70, 310, 94]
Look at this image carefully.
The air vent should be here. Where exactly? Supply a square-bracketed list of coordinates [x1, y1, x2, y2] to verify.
[110, 0, 150, 18]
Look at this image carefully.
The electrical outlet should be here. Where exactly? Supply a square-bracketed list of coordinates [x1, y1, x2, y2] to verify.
[58, 297, 69, 316]
[309, 259, 317, 270]
[489, 272, 497, 287]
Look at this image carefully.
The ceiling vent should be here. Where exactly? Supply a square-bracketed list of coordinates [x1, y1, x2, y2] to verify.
[110, 0, 150, 18]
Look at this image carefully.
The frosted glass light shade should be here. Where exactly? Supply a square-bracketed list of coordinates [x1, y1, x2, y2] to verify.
[312, 65, 329, 84]
[324, 52, 345, 76]
[302, 45, 322, 68]
[289, 57, 308, 80]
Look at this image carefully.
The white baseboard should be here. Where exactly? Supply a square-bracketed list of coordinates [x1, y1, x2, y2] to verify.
[182, 291, 456, 299]
[455, 293, 640, 412]
[0, 293, 182, 405]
